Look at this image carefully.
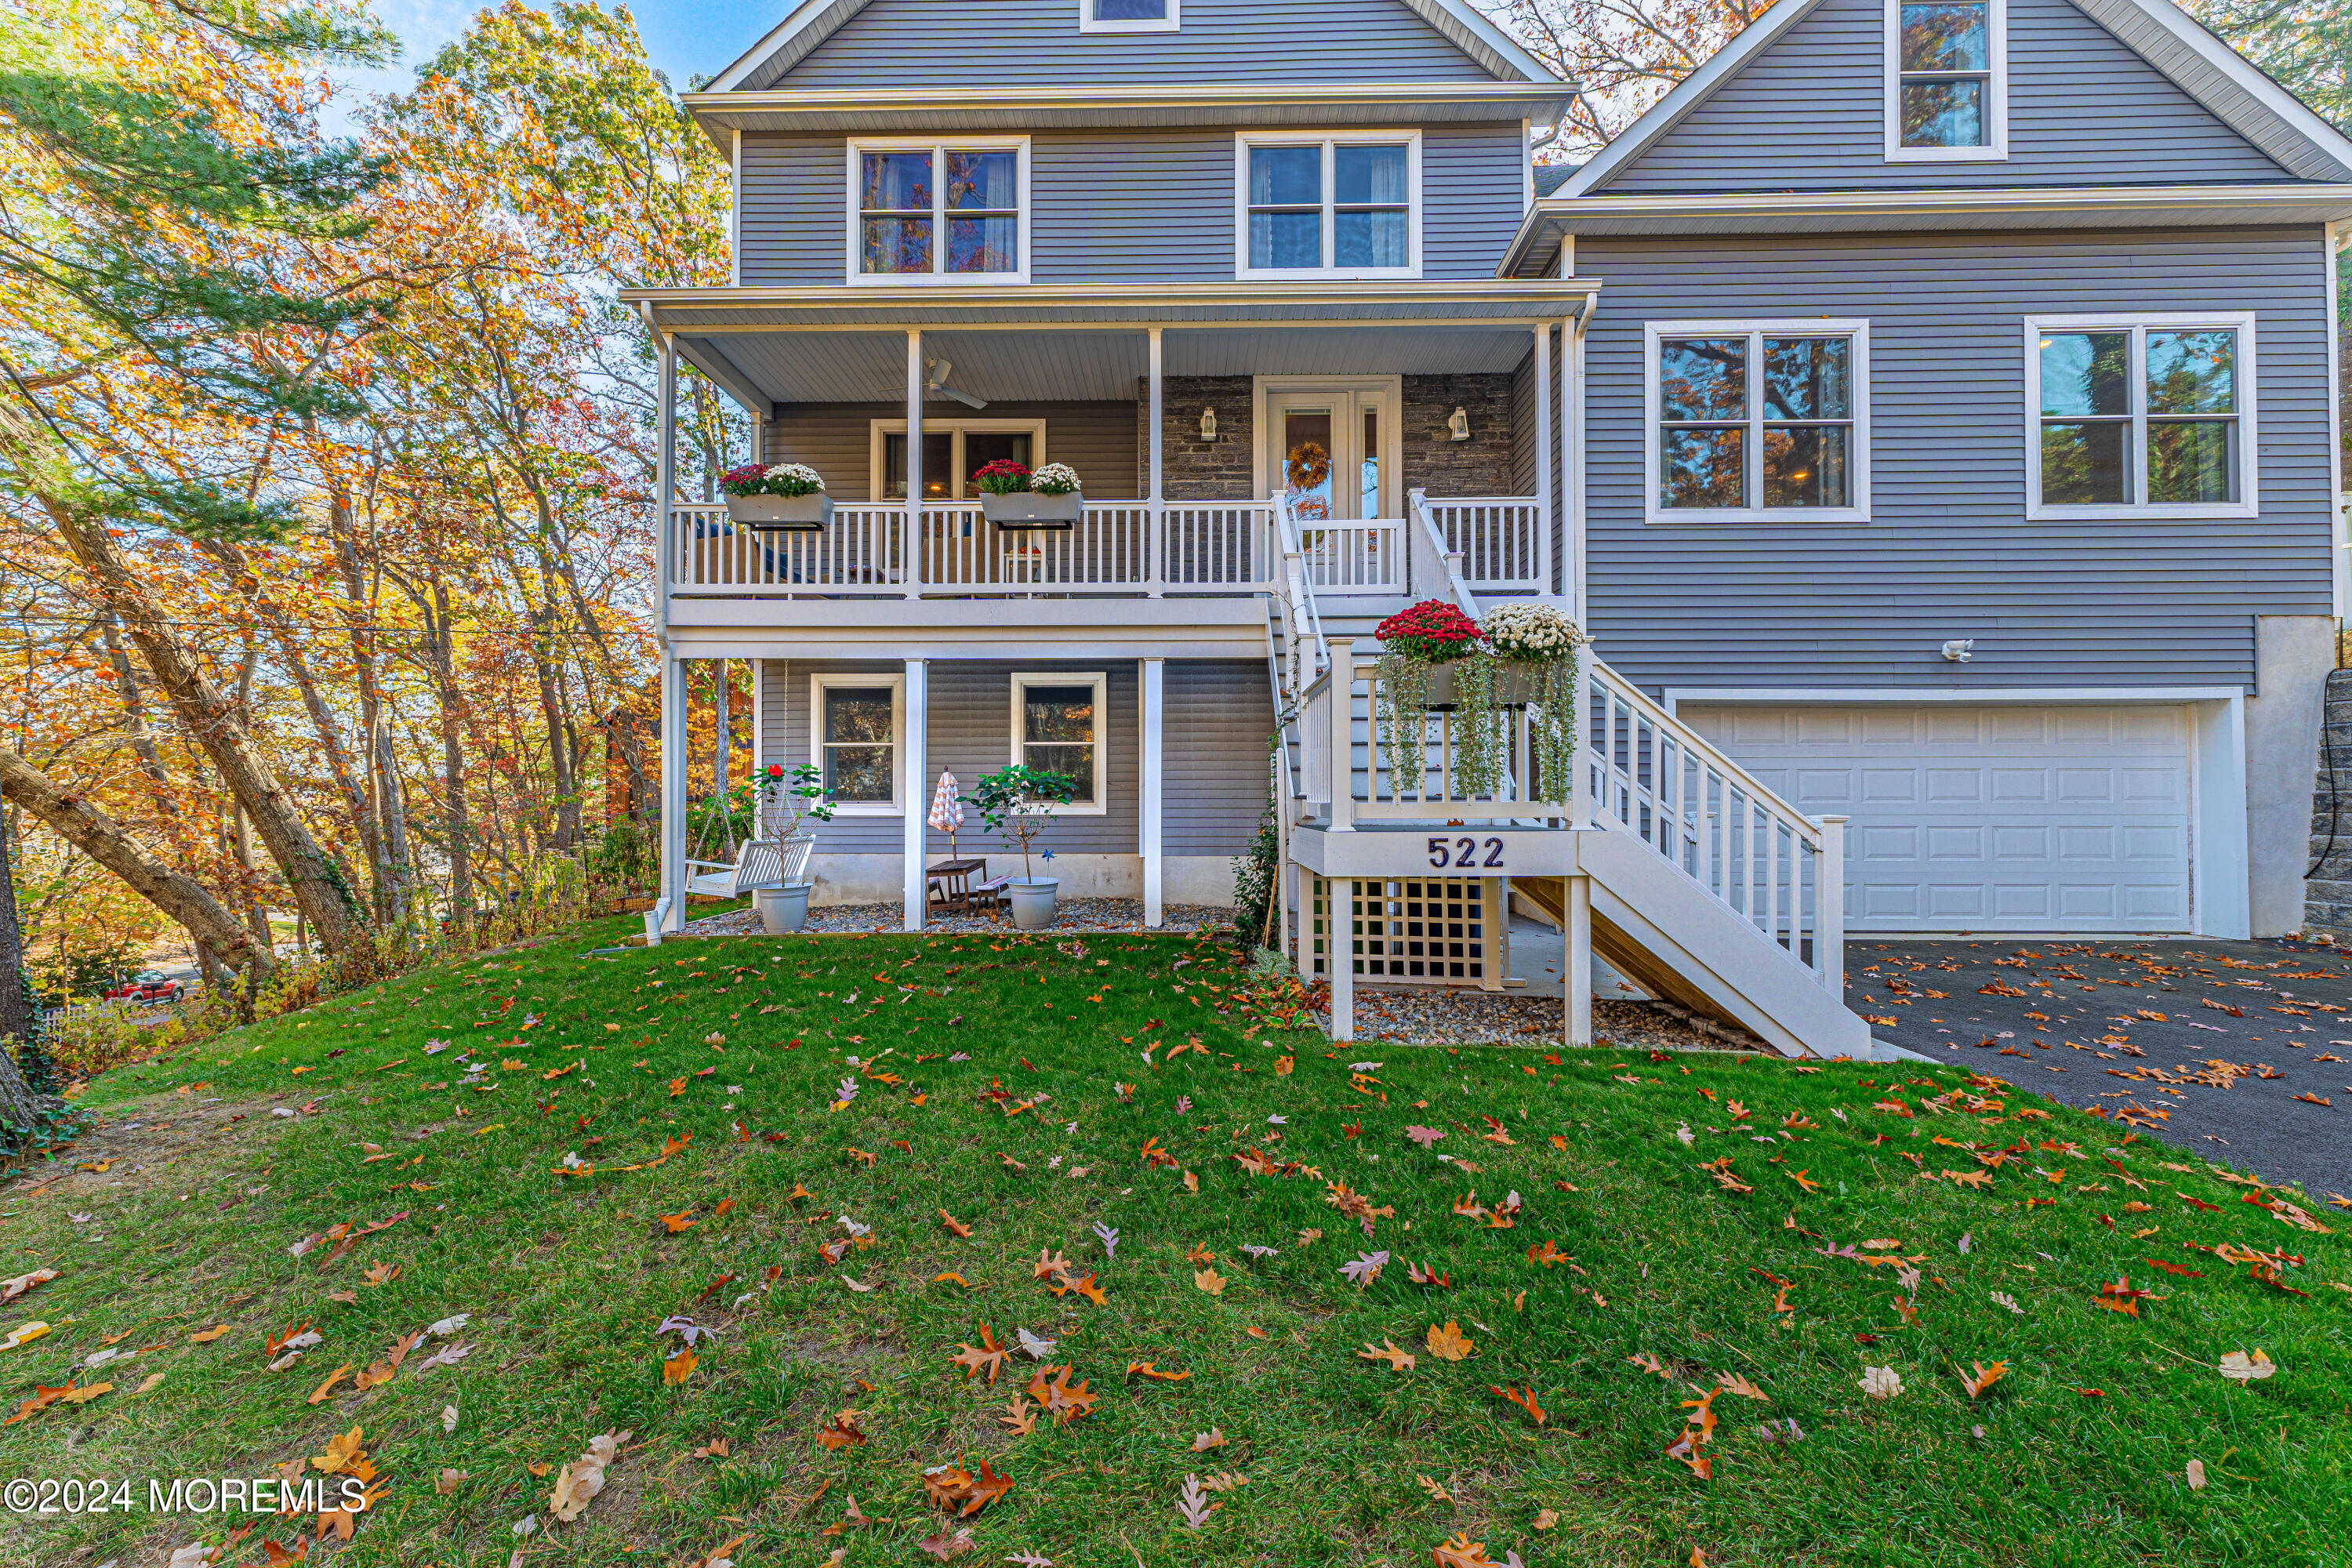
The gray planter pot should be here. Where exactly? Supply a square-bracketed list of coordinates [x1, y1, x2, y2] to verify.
[1007, 877, 1060, 929]
[980, 491, 1082, 528]
[1490, 660, 1553, 708]
[1419, 662, 1461, 710]
[758, 883, 813, 934]
[727, 492, 830, 532]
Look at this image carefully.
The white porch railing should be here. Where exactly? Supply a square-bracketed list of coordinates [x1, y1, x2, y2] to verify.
[1296, 517, 1405, 594]
[668, 501, 1276, 597]
[1421, 495, 1547, 593]
[1294, 636, 1845, 995]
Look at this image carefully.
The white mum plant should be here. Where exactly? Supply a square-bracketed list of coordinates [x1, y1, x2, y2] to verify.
[1029, 462, 1083, 495]
[1478, 601, 1590, 664]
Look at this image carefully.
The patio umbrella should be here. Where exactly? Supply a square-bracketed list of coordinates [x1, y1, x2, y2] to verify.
[928, 771, 964, 858]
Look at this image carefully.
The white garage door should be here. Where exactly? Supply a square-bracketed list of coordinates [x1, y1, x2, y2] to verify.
[1679, 704, 2191, 933]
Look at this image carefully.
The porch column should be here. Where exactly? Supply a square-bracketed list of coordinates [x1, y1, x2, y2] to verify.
[1533, 321, 1554, 602]
[903, 658, 928, 931]
[1566, 873, 1592, 1047]
[750, 659, 769, 778]
[655, 331, 676, 627]
[657, 651, 688, 935]
[1141, 656, 1164, 926]
[1330, 879, 1355, 1041]
[1146, 325, 1164, 597]
[905, 329, 924, 601]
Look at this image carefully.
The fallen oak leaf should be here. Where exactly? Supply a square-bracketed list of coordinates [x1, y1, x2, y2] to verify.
[1425, 1321, 1475, 1361]
[1358, 1339, 1415, 1370]
[1960, 1360, 2010, 1399]
[1490, 1384, 1548, 1425]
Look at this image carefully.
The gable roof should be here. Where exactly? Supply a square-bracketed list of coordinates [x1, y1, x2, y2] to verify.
[707, 0, 1559, 92]
[1555, 0, 2352, 198]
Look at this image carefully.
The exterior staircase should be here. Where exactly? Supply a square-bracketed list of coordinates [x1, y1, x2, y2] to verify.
[1263, 492, 1882, 1060]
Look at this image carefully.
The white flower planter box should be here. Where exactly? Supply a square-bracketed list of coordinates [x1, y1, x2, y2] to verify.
[981, 492, 1082, 528]
[727, 493, 830, 532]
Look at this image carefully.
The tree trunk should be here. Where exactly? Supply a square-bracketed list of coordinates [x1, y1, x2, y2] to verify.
[0, 795, 49, 1133]
[0, 744, 271, 1005]
[45, 505, 373, 975]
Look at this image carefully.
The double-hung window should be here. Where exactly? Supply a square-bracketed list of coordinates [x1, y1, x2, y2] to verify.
[2026, 315, 2256, 517]
[1886, 0, 2005, 158]
[1235, 132, 1419, 279]
[1079, 0, 1178, 31]
[848, 139, 1028, 284]
[1646, 321, 1871, 522]
[811, 675, 903, 812]
[1011, 673, 1106, 812]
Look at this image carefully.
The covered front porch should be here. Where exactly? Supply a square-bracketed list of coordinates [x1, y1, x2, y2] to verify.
[631, 279, 1595, 615]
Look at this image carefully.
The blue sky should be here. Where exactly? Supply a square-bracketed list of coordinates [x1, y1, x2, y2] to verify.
[328, 0, 764, 128]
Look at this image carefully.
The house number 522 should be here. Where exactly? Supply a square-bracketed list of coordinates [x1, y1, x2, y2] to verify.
[1427, 836, 1505, 869]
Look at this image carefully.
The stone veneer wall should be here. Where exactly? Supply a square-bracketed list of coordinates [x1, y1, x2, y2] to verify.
[1134, 373, 1523, 502]
[2304, 666, 2352, 934]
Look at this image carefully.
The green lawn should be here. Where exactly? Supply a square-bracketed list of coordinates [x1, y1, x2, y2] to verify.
[1, 918, 2346, 1567]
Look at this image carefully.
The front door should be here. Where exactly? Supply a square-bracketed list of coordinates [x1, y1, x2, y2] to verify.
[1265, 383, 1395, 521]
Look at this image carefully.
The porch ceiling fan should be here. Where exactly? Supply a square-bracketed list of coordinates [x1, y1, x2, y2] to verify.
[925, 358, 988, 409]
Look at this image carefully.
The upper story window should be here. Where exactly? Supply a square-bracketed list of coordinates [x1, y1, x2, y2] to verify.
[1234, 132, 1421, 281]
[848, 138, 1029, 285]
[1886, 0, 2006, 160]
[1646, 321, 1871, 524]
[1079, 0, 1178, 32]
[2025, 315, 2257, 519]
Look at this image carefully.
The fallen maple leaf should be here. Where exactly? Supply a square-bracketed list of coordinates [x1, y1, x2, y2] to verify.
[549, 1429, 630, 1522]
[664, 1347, 699, 1385]
[1191, 1427, 1227, 1451]
[999, 1395, 1037, 1436]
[1961, 1360, 2009, 1398]
[1193, 1268, 1228, 1296]
[952, 1326, 1008, 1385]
[1425, 1321, 1474, 1361]
[1358, 1339, 1416, 1370]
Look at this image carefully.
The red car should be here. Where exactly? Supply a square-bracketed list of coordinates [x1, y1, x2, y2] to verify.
[106, 971, 185, 1004]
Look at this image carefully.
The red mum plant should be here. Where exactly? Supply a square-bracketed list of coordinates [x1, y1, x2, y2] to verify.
[971, 459, 1033, 495]
[1374, 599, 1483, 664]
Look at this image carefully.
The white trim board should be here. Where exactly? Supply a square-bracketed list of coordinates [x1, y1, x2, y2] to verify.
[2020, 313, 2259, 522]
[1232, 130, 1424, 282]
[808, 670, 908, 814]
[844, 136, 1032, 287]
[1661, 684, 2245, 711]
[1009, 670, 1111, 815]
[1077, 0, 1179, 34]
[1642, 319, 1872, 525]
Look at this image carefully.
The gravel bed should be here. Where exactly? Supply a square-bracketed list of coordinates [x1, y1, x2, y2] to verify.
[682, 897, 1236, 938]
[1319, 989, 1747, 1052]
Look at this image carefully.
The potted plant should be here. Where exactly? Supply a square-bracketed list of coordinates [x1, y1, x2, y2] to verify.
[1371, 599, 1483, 803]
[720, 462, 830, 531]
[974, 764, 1077, 928]
[754, 760, 836, 933]
[1454, 602, 1592, 803]
[975, 459, 1083, 528]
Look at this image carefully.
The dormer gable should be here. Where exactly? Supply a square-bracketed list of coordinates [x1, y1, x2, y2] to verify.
[1564, 0, 2352, 197]
[710, 0, 1551, 92]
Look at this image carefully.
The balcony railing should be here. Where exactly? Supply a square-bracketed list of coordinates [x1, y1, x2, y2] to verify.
[668, 501, 1278, 597]
[669, 494, 1550, 600]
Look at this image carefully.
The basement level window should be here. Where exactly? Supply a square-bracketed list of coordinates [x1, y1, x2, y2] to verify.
[1080, 0, 1178, 32]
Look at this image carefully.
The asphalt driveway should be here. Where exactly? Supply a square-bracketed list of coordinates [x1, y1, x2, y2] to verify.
[1849, 935, 2352, 1199]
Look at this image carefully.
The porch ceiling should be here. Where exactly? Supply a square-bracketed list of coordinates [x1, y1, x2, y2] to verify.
[680, 323, 1547, 412]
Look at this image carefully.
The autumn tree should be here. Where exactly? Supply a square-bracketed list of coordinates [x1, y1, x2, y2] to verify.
[1479, 0, 1775, 154]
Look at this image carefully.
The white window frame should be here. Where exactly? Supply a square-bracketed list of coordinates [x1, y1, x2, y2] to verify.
[869, 419, 1049, 501]
[1077, 0, 1178, 32]
[1009, 671, 1109, 816]
[1232, 130, 1422, 282]
[844, 136, 1031, 287]
[1884, 0, 2008, 162]
[2023, 313, 2259, 521]
[809, 673, 905, 815]
[1642, 319, 1873, 525]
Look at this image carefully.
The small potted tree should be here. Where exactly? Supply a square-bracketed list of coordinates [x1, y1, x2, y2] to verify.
[755, 760, 837, 932]
[720, 462, 830, 532]
[974, 764, 1076, 928]
[975, 459, 1083, 528]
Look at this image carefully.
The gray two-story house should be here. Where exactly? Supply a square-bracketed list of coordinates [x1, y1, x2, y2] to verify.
[626, 0, 2351, 1055]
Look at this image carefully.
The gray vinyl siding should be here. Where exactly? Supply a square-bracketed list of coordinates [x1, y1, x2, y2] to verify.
[1598, 0, 2290, 193]
[740, 125, 1528, 285]
[1508, 347, 1538, 499]
[1167, 660, 1272, 855]
[739, 135, 842, 283]
[766, 0, 1494, 89]
[1581, 226, 2335, 691]
[762, 402, 1141, 500]
[1032, 132, 1233, 281]
[1421, 125, 1528, 278]
[760, 659, 1142, 857]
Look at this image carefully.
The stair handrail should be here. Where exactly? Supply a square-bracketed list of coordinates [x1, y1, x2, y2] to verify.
[1271, 493, 1329, 681]
[1584, 660, 1825, 846]
[1408, 488, 1483, 619]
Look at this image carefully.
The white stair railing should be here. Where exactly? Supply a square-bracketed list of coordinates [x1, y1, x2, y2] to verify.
[1575, 661, 1846, 995]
